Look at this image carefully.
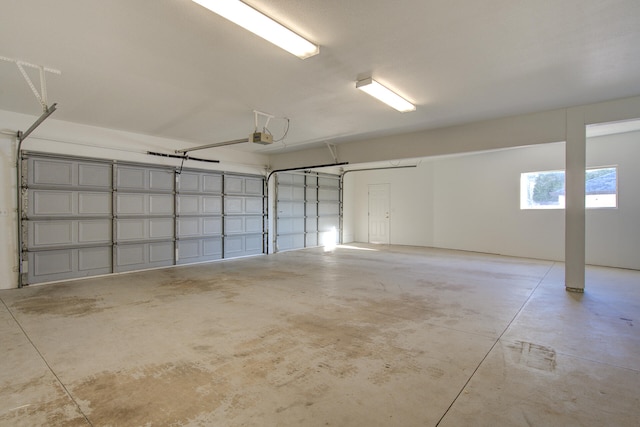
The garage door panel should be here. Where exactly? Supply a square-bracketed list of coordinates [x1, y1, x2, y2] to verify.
[277, 174, 305, 186]
[149, 170, 174, 191]
[177, 217, 199, 237]
[78, 220, 112, 244]
[319, 202, 340, 216]
[320, 229, 340, 245]
[178, 217, 222, 238]
[319, 188, 340, 201]
[224, 217, 244, 234]
[116, 218, 174, 242]
[224, 197, 243, 214]
[178, 173, 199, 192]
[278, 217, 305, 234]
[224, 176, 244, 194]
[277, 234, 305, 251]
[305, 218, 318, 232]
[177, 239, 199, 260]
[177, 238, 222, 264]
[306, 233, 318, 247]
[225, 216, 262, 234]
[245, 197, 263, 214]
[79, 193, 111, 215]
[225, 175, 262, 195]
[203, 196, 222, 214]
[116, 193, 174, 216]
[244, 178, 263, 195]
[30, 221, 73, 248]
[149, 241, 173, 262]
[203, 217, 222, 235]
[78, 247, 112, 271]
[177, 195, 222, 215]
[178, 172, 223, 194]
[306, 203, 318, 216]
[225, 234, 263, 257]
[29, 190, 111, 218]
[32, 159, 73, 186]
[244, 216, 263, 233]
[33, 250, 73, 276]
[116, 219, 146, 241]
[28, 158, 111, 189]
[116, 194, 145, 215]
[224, 196, 261, 214]
[31, 190, 73, 216]
[115, 244, 145, 266]
[78, 164, 111, 188]
[149, 218, 174, 239]
[204, 238, 222, 256]
[149, 195, 174, 215]
[27, 219, 111, 249]
[277, 201, 304, 217]
[319, 216, 340, 231]
[116, 167, 145, 190]
[27, 247, 111, 284]
[203, 175, 222, 193]
[178, 195, 199, 215]
[116, 166, 173, 192]
[277, 185, 305, 201]
[115, 242, 174, 272]
[318, 177, 340, 188]
[306, 188, 318, 200]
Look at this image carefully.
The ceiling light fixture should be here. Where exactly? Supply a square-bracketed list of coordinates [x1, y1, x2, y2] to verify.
[191, 0, 319, 59]
[356, 77, 416, 112]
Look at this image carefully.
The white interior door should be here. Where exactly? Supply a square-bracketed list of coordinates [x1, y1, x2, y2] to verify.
[368, 184, 390, 244]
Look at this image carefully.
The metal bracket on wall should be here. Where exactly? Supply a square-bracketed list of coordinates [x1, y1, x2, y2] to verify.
[326, 143, 338, 163]
[14, 102, 59, 288]
[17, 104, 58, 144]
[1, 55, 61, 112]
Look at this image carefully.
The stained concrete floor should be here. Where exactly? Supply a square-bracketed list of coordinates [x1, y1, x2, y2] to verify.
[1, 244, 639, 426]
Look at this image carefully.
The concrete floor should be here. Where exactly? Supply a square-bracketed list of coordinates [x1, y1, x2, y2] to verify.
[1, 244, 639, 426]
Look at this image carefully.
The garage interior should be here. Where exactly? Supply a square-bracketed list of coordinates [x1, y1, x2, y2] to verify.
[1, 1, 640, 426]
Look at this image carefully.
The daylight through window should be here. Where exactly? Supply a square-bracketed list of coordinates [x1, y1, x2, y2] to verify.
[520, 167, 617, 209]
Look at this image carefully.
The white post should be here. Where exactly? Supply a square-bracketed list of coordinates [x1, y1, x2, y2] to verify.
[565, 108, 586, 292]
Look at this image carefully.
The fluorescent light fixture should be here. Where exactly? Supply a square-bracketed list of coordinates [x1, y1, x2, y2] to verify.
[356, 77, 416, 112]
[192, 0, 319, 59]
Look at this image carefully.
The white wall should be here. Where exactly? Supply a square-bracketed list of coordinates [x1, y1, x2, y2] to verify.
[0, 109, 269, 289]
[431, 144, 566, 260]
[344, 132, 640, 270]
[0, 132, 17, 290]
[347, 164, 435, 247]
[585, 131, 640, 268]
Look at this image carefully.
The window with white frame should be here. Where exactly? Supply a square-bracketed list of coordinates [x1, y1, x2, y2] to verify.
[520, 167, 617, 209]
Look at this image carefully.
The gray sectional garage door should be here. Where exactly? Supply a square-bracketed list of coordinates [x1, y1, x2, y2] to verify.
[21, 153, 265, 285]
[275, 172, 341, 252]
[223, 175, 266, 258]
[23, 156, 113, 284]
[176, 170, 223, 264]
[114, 164, 175, 272]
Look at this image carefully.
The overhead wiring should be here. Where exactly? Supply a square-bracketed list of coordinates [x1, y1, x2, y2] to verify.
[261, 116, 290, 148]
[272, 117, 290, 143]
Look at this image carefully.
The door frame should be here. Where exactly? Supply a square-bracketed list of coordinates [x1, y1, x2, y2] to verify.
[368, 183, 390, 244]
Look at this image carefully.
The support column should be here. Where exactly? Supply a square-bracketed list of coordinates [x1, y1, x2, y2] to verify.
[565, 108, 586, 292]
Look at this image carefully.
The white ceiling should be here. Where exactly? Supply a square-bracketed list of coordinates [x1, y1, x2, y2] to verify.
[1, 0, 640, 155]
